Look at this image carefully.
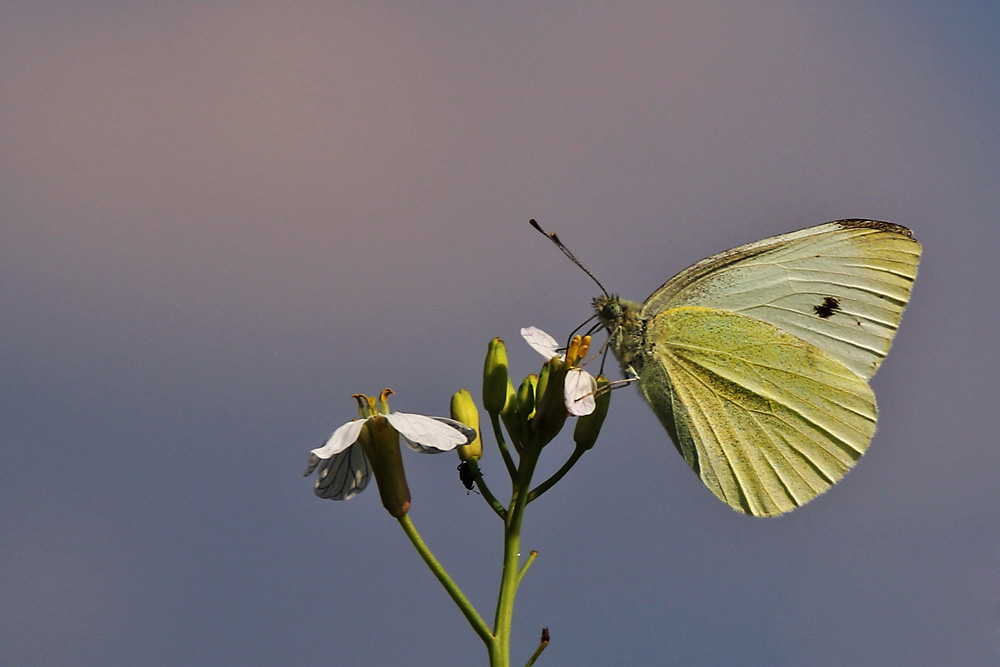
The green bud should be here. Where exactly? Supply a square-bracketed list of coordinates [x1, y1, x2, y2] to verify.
[573, 375, 611, 451]
[503, 376, 516, 414]
[499, 375, 527, 452]
[482, 338, 510, 413]
[531, 358, 568, 444]
[359, 416, 411, 517]
[450, 389, 482, 461]
[534, 359, 552, 408]
[516, 374, 537, 419]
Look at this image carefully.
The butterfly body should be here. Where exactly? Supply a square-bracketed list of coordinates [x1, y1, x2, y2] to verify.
[594, 219, 920, 516]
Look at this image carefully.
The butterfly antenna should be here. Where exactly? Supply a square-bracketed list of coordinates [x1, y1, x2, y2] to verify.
[530, 219, 609, 297]
[566, 312, 599, 341]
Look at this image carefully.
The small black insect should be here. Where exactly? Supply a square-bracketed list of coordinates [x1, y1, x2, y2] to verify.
[457, 461, 479, 494]
[813, 296, 841, 319]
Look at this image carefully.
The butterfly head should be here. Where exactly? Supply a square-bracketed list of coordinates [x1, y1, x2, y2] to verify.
[593, 295, 623, 329]
[593, 295, 632, 349]
[595, 295, 643, 329]
[592, 294, 646, 370]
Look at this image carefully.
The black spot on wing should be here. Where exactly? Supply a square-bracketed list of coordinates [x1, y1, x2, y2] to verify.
[813, 296, 841, 319]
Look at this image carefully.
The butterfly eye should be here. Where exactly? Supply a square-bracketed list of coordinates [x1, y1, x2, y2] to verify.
[592, 296, 623, 331]
[599, 298, 621, 322]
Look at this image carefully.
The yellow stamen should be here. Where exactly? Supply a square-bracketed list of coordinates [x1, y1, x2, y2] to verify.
[352, 393, 371, 418]
[378, 388, 394, 415]
[565, 336, 578, 366]
[565, 335, 588, 367]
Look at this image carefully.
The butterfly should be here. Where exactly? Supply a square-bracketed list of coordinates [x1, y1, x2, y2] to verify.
[587, 219, 921, 516]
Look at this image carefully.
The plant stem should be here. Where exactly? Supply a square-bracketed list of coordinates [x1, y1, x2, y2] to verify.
[527, 445, 585, 502]
[468, 458, 507, 519]
[523, 628, 550, 667]
[397, 513, 493, 646]
[518, 550, 538, 584]
[490, 445, 541, 667]
[491, 412, 519, 480]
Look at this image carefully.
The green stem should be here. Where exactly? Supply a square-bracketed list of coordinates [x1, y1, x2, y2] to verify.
[397, 513, 493, 646]
[523, 628, 550, 667]
[491, 444, 541, 667]
[491, 412, 519, 480]
[528, 445, 586, 502]
[518, 550, 538, 584]
[467, 458, 507, 519]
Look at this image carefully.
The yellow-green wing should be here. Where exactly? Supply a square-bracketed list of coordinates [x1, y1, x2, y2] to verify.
[640, 306, 877, 516]
[642, 220, 921, 380]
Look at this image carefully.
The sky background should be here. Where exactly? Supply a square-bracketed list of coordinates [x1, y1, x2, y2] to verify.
[3, 2, 999, 665]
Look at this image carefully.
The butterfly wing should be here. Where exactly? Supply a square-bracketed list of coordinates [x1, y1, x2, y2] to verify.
[639, 306, 877, 516]
[641, 220, 921, 380]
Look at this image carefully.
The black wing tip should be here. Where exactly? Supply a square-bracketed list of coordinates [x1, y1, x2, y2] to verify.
[834, 218, 914, 238]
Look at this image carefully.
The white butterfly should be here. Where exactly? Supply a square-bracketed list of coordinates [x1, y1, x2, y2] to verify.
[592, 219, 921, 516]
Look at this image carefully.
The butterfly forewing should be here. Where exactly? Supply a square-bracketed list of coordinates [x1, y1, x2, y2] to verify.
[641, 307, 878, 516]
[640, 220, 921, 380]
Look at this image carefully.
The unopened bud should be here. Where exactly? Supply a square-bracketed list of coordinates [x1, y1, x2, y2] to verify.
[450, 389, 482, 461]
[573, 375, 611, 451]
[516, 374, 537, 419]
[483, 338, 510, 413]
[531, 357, 568, 444]
[498, 375, 528, 452]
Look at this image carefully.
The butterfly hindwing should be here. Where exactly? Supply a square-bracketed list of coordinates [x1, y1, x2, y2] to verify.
[640, 307, 878, 516]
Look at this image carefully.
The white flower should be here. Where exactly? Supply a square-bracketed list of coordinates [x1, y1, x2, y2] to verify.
[520, 326, 597, 416]
[305, 391, 476, 501]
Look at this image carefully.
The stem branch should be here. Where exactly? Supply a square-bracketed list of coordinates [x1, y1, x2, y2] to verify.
[397, 513, 493, 646]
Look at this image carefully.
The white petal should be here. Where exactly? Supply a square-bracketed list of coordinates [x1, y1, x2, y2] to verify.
[303, 453, 323, 476]
[314, 443, 371, 500]
[385, 412, 475, 453]
[430, 417, 477, 446]
[521, 326, 561, 359]
[311, 419, 366, 459]
[565, 368, 597, 416]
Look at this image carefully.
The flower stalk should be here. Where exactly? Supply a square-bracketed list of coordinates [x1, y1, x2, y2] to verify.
[306, 325, 609, 666]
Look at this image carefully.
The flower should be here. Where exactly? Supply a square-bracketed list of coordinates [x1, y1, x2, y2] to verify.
[304, 389, 477, 511]
[520, 326, 597, 416]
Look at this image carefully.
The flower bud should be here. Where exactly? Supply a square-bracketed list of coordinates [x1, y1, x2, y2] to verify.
[498, 375, 529, 453]
[359, 416, 411, 517]
[531, 357, 568, 444]
[483, 338, 510, 413]
[503, 376, 516, 414]
[450, 389, 482, 461]
[516, 374, 537, 419]
[534, 358, 552, 409]
[573, 375, 611, 451]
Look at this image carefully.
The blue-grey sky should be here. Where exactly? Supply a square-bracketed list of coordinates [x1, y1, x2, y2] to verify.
[3, 2, 999, 665]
